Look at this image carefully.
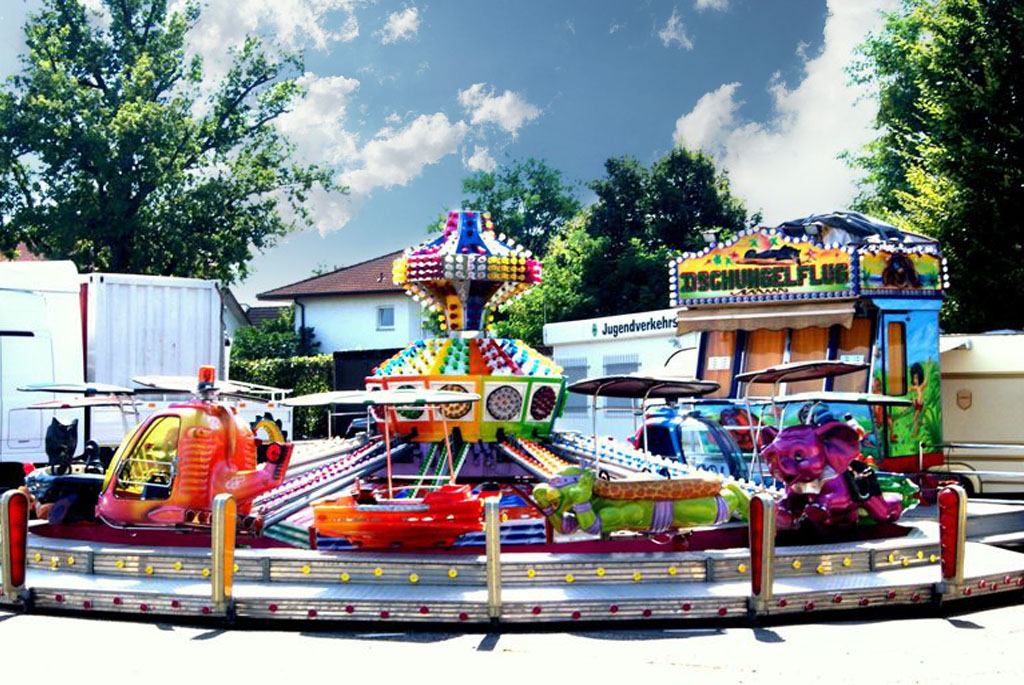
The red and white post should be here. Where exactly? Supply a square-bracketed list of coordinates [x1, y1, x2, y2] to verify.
[1, 490, 30, 604]
[748, 493, 777, 614]
[938, 484, 967, 589]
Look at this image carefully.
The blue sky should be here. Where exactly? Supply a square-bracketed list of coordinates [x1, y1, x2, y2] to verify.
[0, 0, 897, 304]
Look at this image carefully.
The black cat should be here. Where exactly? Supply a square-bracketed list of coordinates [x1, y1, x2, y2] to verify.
[45, 418, 78, 475]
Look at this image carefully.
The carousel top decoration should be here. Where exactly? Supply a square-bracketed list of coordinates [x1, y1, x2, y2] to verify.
[392, 210, 542, 334]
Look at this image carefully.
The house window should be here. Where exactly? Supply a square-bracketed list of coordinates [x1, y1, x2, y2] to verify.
[701, 330, 736, 398]
[377, 305, 395, 330]
[603, 354, 640, 410]
[834, 318, 872, 392]
[558, 358, 589, 414]
[886, 321, 907, 396]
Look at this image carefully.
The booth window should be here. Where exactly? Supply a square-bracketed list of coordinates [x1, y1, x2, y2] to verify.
[558, 358, 589, 414]
[887, 321, 907, 395]
[377, 305, 395, 330]
[742, 329, 786, 396]
[701, 330, 737, 398]
[835, 318, 872, 392]
[113, 416, 180, 500]
[603, 355, 639, 410]
[788, 327, 830, 393]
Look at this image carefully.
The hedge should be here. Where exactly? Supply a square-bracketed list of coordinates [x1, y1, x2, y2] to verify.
[231, 354, 333, 439]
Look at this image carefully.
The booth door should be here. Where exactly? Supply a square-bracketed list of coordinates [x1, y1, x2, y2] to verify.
[879, 309, 942, 470]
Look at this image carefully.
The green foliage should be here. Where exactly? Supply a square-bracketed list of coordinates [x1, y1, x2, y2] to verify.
[473, 148, 753, 344]
[452, 157, 582, 256]
[494, 213, 602, 343]
[0, 0, 339, 282]
[231, 306, 319, 362]
[581, 147, 754, 317]
[851, 0, 1024, 331]
[231, 354, 332, 438]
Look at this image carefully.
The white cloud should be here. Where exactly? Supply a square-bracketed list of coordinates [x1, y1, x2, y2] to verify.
[340, 113, 469, 196]
[275, 73, 361, 166]
[673, 82, 742, 151]
[457, 83, 541, 135]
[669, 0, 898, 223]
[658, 8, 693, 50]
[565, 20, 576, 35]
[464, 146, 497, 173]
[377, 7, 420, 44]
[609, 23, 625, 34]
[695, 0, 729, 11]
[180, 0, 364, 80]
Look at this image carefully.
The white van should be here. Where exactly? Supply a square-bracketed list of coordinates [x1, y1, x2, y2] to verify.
[0, 261, 85, 482]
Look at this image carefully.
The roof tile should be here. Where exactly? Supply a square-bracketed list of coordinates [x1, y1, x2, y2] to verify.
[258, 251, 404, 299]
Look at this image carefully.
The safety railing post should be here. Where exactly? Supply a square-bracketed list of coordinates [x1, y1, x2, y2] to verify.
[938, 484, 967, 593]
[1, 490, 30, 604]
[484, 496, 502, 620]
[211, 494, 237, 615]
[748, 493, 776, 615]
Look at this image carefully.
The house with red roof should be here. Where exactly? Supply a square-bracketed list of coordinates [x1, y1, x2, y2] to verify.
[257, 251, 424, 353]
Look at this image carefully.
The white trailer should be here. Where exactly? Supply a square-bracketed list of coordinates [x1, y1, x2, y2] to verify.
[938, 332, 1024, 494]
[0, 262, 85, 479]
[1, 264, 292, 482]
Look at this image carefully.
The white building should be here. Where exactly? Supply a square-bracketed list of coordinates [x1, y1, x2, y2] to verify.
[543, 308, 699, 440]
[258, 251, 424, 353]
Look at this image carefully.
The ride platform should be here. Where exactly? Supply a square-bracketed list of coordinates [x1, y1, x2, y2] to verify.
[5, 519, 1024, 626]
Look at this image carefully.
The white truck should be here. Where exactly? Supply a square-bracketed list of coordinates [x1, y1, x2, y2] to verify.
[0, 263, 292, 485]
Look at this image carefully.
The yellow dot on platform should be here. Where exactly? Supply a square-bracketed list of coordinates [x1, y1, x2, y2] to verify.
[737, 564, 747, 574]
[233, 564, 239, 573]
[50, 557, 59, 568]
[202, 568, 210, 578]
[448, 568, 458, 579]
[930, 554, 938, 563]
[888, 553, 897, 563]
[668, 566, 678, 576]
[115, 560, 124, 569]
[843, 557, 852, 567]
[340, 573, 350, 582]
[901, 558, 910, 567]
[816, 564, 827, 575]
[33, 553, 41, 562]
[173, 562, 182, 571]
[301, 565, 311, 575]
[916, 550, 924, 559]
[633, 571, 643, 582]
[595, 568, 606, 577]
[565, 574, 575, 584]
[145, 566, 154, 575]
[791, 560, 802, 570]
[409, 573, 419, 584]
[374, 567, 383, 577]
[67, 556, 75, 566]
[526, 568, 536, 578]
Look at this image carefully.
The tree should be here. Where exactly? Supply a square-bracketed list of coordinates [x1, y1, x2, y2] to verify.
[231, 306, 319, 362]
[497, 147, 754, 343]
[457, 157, 581, 256]
[582, 147, 754, 316]
[494, 213, 602, 343]
[851, 0, 1024, 331]
[0, 0, 338, 281]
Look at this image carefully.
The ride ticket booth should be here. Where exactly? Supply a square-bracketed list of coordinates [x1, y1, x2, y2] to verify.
[668, 213, 948, 473]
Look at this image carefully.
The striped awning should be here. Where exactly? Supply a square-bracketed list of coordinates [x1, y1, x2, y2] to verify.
[676, 301, 857, 334]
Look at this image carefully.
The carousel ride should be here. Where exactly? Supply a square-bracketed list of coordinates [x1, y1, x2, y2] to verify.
[3, 211, 1024, 625]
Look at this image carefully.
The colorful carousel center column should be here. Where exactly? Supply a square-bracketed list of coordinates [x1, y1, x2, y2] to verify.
[370, 210, 565, 445]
